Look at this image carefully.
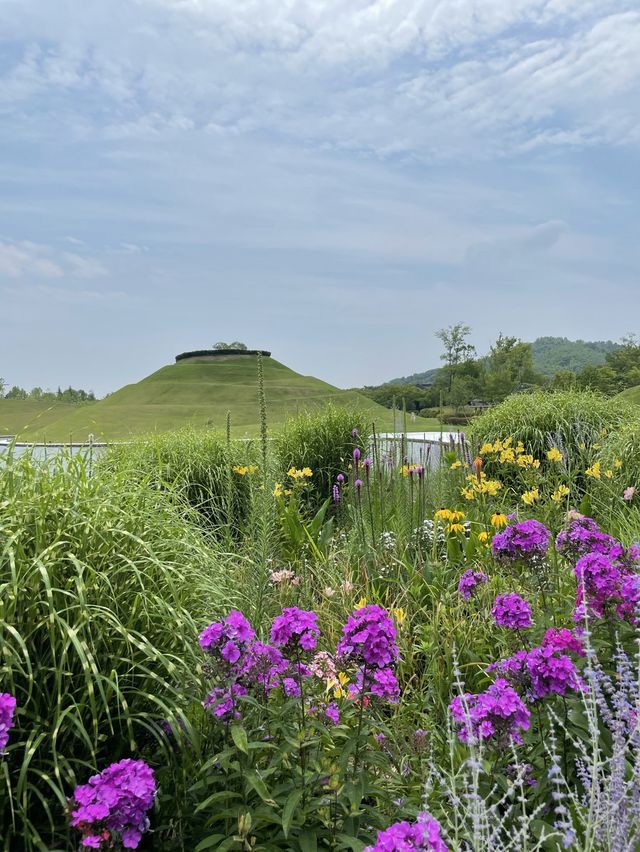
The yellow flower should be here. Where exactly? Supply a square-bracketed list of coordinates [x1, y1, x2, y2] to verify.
[233, 465, 248, 475]
[586, 462, 601, 479]
[450, 460, 462, 469]
[447, 523, 466, 534]
[461, 487, 475, 500]
[284, 489, 292, 496]
[516, 454, 540, 469]
[551, 484, 570, 502]
[273, 483, 283, 497]
[449, 510, 465, 522]
[479, 442, 495, 455]
[355, 597, 367, 610]
[604, 469, 613, 479]
[338, 672, 350, 686]
[491, 513, 508, 529]
[393, 607, 406, 626]
[461, 473, 502, 499]
[435, 508, 453, 521]
[499, 448, 516, 463]
[521, 488, 539, 505]
[614, 459, 623, 469]
[515, 442, 525, 455]
[593, 443, 601, 450]
[547, 448, 563, 462]
[301, 467, 313, 477]
[478, 531, 490, 543]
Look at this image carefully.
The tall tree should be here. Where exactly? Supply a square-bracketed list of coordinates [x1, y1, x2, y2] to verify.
[435, 323, 476, 392]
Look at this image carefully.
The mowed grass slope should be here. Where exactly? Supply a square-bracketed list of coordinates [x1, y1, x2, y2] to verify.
[18, 356, 394, 441]
[616, 385, 640, 406]
[0, 399, 86, 438]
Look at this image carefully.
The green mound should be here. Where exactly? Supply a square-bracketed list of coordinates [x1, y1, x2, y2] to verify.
[17, 355, 392, 441]
[615, 385, 640, 406]
[0, 399, 86, 438]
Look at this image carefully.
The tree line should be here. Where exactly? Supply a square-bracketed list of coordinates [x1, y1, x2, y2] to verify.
[359, 323, 640, 412]
[0, 381, 96, 404]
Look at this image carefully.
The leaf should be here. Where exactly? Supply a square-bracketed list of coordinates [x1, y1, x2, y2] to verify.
[195, 834, 226, 850]
[282, 788, 304, 838]
[245, 771, 278, 806]
[336, 835, 366, 851]
[297, 831, 318, 852]
[230, 723, 249, 755]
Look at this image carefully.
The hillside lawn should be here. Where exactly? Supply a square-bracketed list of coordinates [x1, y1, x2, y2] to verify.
[2, 356, 452, 441]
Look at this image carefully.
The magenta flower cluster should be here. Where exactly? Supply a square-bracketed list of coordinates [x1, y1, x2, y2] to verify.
[0, 693, 16, 753]
[337, 604, 400, 702]
[556, 516, 623, 561]
[492, 519, 551, 563]
[458, 568, 487, 601]
[492, 593, 533, 629]
[450, 678, 531, 746]
[573, 552, 640, 623]
[270, 607, 320, 653]
[487, 645, 585, 701]
[199, 610, 255, 660]
[364, 812, 448, 852]
[69, 759, 156, 850]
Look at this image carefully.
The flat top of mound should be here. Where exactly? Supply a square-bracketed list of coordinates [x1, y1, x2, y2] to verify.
[16, 355, 394, 441]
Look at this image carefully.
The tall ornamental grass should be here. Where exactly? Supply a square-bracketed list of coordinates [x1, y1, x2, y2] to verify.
[471, 390, 632, 461]
[102, 428, 259, 535]
[273, 405, 369, 509]
[0, 451, 234, 850]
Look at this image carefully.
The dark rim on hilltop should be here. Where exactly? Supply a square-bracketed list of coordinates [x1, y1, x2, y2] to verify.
[175, 349, 272, 362]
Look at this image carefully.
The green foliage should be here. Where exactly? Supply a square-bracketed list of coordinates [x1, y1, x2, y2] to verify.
[531, 336, 618, 377]
[471, 389, 633, 461]
[0, 450, 232, 849]
[102, 428, 259, 535]
[272, 405, 370, 508]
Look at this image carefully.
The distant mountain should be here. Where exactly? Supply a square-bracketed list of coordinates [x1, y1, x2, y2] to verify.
[386, 336, 620, 385]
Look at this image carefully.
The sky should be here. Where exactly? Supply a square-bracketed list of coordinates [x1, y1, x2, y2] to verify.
[1, 0, 639, 396]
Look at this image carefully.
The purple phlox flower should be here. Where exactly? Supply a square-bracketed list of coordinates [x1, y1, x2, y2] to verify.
[492, 520, 551, 563]
[623, 486, 636, 502]
[239, 641, 289, 692]
[203, 683, 248, 722]
[270, 607, 320, 653]
[337, 604, 399, 670]
[199, 610, 255, 654]
[489, 647, 586, 701]
[349, 666, 400, 703]
[574, 552, 624, 621]
[352, 428, 360, 438]
[364, 812, 448, 852]
[324, 702, 340, 725]
[458, 568, 487, 601]
[449, 678, 531, 746]
[492, 593, 533, 629]
[283, 677, 301, 697]
[69, 759, 156, 850]
[556, 516, 623, 561]
[542, 627, 585, 657]
[617, 573, 640, 623]
[0, 693, 16, 753]
[374, 732, 386, 744]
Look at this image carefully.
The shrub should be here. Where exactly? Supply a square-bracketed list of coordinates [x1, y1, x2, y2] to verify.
[273, 405, 369, 508]
[0, 451, 233, 849]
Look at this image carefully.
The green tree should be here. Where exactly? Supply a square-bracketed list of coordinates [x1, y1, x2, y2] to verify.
[435, 322, 476, 393]
[484, 334, 541, 401]
[5, 386, 28, 399]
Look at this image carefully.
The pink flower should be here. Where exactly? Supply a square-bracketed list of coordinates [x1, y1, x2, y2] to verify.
[624, 486, 636, 502]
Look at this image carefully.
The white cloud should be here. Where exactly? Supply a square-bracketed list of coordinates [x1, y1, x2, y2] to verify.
[0, 240, 108, 280]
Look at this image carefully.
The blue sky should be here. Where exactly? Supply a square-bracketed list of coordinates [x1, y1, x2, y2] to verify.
[1, 0, 639, 396]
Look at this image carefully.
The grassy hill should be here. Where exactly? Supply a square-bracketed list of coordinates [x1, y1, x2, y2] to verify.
[615, 385, 640, 406]
[0, 400, 88, 439]
[11, 355, 394, 441]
